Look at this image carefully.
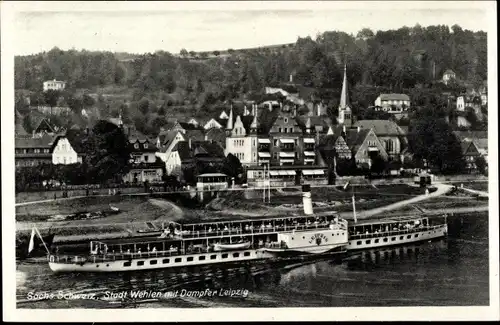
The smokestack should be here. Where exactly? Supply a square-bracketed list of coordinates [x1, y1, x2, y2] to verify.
[302, 184, 314, 215]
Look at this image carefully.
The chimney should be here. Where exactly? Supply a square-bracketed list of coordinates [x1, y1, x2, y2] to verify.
[302, 184, 314, 215]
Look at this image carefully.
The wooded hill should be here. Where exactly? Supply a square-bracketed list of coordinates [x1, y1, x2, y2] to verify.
[15, 24, 487, 135]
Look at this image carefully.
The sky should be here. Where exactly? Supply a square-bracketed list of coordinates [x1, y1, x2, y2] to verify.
[8, 2, 493, 56]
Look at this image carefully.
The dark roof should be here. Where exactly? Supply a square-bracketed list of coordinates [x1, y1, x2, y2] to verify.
[344, 129, 371, 152]
[184, 129, 206, 142]
[453, 131, 488, 141]
[175, 141, 225, 162]
[378, 93, 410, 101]
[205, 128, 227, 147]
[460, 141, 481, 156]
[158, 129, 183, 149]
[51, 132, 86, 154]
[354, 120, 407, 136]
[15, 134, 55, 149]
[15, 122, 29, 137]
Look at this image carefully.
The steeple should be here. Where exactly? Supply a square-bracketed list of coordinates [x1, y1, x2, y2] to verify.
[337, 62, 352, 127]
[250, 109, 258, 132]
[226, 105, 234, 130]
[339, 63, 350, 110]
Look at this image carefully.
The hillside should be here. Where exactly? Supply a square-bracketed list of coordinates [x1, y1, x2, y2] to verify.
[15, 24, 487, 136]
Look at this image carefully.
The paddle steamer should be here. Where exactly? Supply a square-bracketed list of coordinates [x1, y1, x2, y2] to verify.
[47, 186, 349, 273]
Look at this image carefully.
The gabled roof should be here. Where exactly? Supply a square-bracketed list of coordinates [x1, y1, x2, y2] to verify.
[51, 132, 86, 154]
[174, 141, 225, 162]
[184, 129, 206, 142]
[453, 131, 488, 141]
[354, 120, 407, 136]
[377, 93, 410, 101]
[460, 140, 481, 156]
[158, 129, 183, 149]
[343, 129, 371, 152]
[205, 128, 226, 147]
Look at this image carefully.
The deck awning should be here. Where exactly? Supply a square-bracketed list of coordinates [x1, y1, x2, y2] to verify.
[280, 159, 294, 163]
[279, 152, 295, 158]
[302, 170, 315, 175]
[258, 138, 271, 144]
[304, 158, 315, 163]
[304, 151, 315, 157]
[304, 138, 315, 144]
[313, 170, 325, 175]
[258, 152, 271, 158]
[303, 169, 324, 175]
[278, 170, 296, 176]
[279, 138, 295, 144]
[269, 171, 280, 176]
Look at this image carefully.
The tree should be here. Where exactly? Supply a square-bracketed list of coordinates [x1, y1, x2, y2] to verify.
[138, 97, 150, 115]
[213, 50, 220, 57]
[409, 113, 465, 173]
[43, 89, 60, 108]
[180, 48, 188, 58]
[475, 156, 487, 175]
[221, 153, 243, 182]
[83, 120, 131, 183]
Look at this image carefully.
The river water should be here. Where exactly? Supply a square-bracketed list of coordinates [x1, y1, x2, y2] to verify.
[16, 213, 489, 308]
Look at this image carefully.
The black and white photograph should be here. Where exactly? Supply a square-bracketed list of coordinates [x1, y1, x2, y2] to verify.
[2, 1, 498, 322]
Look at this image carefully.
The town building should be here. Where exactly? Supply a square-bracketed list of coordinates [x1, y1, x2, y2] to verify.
[353, 120, 407, 161]
[460, 140, 482, 172]
[374, 94, 411, 112]
[442, 69, 456, 85]
[43, 79, 66, 92]
[453, 131, 488, 161]
[15, 134, 55, 167]
[51, 135, 84, 165]
[122, 129, 164, 184]
[166, 140, 226, 183]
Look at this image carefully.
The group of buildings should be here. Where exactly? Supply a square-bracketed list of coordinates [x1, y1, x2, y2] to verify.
[15, 69, 489, 188]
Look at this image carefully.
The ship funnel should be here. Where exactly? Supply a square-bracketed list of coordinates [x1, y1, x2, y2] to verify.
[302, 184, 314, 215]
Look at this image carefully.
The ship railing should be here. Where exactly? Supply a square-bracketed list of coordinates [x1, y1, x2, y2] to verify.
[179, 223, 345, 239]
[48, 247, 211, 264]
[348, 224, 445, 240]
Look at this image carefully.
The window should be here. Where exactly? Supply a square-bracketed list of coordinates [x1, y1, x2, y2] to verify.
[150, 260, 157, 265]
[34, 149, 40, 153]
[414, 234, 419, 238]
[407, 235, 411, 239]
[233, 253, 240, 258]
[124, 261, 131, 267]
[366, 240, 371, 244]
[134, 143, 139, 149]
[187, 257, 194, 262]
[210, 255, 217, 260]
[399, 236, 404, 240]
[244, 252, 251, 257]
[199, 256, 206, 261]
[144, 155, 149, 162]
[375, 239, 379, 243]
[284, 118, 288, 123]
[144, 143, 148, 149]
[391, 237, 396, 241]
[357, 241, 362, 245]
[137, 261, 144, 266]
[383, 238, 388, 242]
[278, 128, 282, 133]
[222, 253, 228, 259]
[175, 257, 182, 263]
[162, 259, 170, 264]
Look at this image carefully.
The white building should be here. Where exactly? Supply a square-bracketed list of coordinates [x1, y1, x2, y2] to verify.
[224, 108, 258, 166]
[52, 136, 83, 165]
[164, 149, 182, 176]
[43, 79, 66, 92]
[374, 94, 411, 112]
[442, 69, 456, 85]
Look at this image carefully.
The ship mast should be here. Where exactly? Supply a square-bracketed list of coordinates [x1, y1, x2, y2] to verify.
[351, 182, 357, 224]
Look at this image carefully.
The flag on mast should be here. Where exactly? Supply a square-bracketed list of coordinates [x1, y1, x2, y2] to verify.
[352, 194, 357, 224]
[28, 227, 36, 253]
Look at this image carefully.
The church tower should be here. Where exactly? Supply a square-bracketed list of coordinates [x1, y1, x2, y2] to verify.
[225, 104, 234, 136]
[337, 63, 352, 127]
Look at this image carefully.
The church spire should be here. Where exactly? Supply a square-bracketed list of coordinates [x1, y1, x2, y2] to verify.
[339, 63, 350, 110]
[226, 104, 234, 130]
